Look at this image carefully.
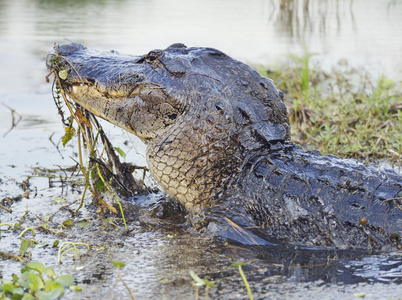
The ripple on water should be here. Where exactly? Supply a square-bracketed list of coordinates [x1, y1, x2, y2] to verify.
[342, 256, 402, 283]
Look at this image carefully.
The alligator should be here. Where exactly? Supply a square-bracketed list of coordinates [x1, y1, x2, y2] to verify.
[46, 43, 402, 250]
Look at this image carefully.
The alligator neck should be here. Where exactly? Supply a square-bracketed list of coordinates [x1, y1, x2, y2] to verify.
[146, 105, 242, 213]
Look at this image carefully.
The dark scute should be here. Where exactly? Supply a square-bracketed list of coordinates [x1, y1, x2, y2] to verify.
[203, 47, 227, 57]
[236, 103, 253, 124]
[238, 130, 264, 151]
[251, 123, 288, 143]
[215, 102, 225, 114]
[160, 56, 191, 75]
[167, 113, 178, 120]
[238, 121, 289, 151]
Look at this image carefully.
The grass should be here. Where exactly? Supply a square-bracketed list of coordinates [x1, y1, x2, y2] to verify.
[259, 53, 402, 165]
[189, 264, 252, 300]
[230, 263, 253, 300]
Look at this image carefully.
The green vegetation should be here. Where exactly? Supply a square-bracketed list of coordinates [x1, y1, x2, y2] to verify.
[57, 241, 89, 263]
[110, 262, 135, 300]
[230, 263, 253, 300]
[47, 55, 150, 229]
[0, 261, 80, 300]
[189, 263, 253, 300]
[259, 53, 402, 165]
[49, 60, 128, 227]
[189, 270, 216, 300]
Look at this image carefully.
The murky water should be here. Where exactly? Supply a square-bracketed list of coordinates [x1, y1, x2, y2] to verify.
[1, 0, 402, 299]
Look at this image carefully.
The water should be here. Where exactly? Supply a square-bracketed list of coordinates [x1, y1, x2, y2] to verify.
[1, 0, 402, 299]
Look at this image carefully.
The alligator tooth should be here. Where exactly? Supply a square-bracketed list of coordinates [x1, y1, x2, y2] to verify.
[72, 85, 78, 94]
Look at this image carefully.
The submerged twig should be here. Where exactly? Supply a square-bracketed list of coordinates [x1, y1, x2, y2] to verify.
[35, 225, 64, 237]
[224, 217, 260, 245]
[2, 102, 22, 137]
[116, 268, 135, 300]
[0, 251, 25, 263]
[0, 203, 12, 213]
[96, 163, 128, 230]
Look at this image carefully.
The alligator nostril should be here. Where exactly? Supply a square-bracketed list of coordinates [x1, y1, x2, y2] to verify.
[45, 54, 56, 70]
[215, 102, 225, 114]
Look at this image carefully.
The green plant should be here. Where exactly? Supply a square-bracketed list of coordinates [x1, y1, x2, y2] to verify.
[0, 261, 80, 300]
[230, 263, 253, 300]
[287, 48, 316, 94]
[189, 271, 216, 300]
[48, 66, 127, 227]
[57, 241, 89, 263]
[109, 261, 135, 300]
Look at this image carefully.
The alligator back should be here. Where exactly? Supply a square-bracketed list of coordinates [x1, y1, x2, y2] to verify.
[225, 142, 402, 249]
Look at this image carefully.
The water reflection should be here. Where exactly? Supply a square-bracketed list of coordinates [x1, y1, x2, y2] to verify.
[0, 0, 401, 77]
[275, 0, 352, 38]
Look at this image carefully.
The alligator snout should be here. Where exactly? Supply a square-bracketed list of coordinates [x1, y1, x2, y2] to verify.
[46, 43, 86, 71]
[56, 42, 86, 56]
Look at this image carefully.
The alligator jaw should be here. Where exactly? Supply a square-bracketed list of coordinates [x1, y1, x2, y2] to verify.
[47, 43, 184, 142]
[68, 83, 140, 136]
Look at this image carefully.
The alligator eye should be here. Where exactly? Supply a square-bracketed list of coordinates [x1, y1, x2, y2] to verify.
[278, 90, 284, 99]
[146, 50, 163, 62]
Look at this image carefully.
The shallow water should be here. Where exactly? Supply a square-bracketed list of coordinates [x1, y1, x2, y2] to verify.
[1, 0, 402, 299]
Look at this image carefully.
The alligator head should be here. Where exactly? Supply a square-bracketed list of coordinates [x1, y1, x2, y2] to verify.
[47, 43, 290, 213]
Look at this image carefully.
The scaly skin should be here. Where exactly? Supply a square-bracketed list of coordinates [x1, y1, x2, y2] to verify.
[47, 43, 402, 250]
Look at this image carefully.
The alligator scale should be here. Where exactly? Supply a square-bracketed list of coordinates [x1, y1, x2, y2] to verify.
[47, 43, 402, 250]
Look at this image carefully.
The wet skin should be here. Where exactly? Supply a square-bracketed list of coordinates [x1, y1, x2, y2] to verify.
[47, 43, 402, 250]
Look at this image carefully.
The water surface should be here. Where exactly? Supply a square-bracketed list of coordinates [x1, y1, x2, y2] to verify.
[1, 0, 402, 299]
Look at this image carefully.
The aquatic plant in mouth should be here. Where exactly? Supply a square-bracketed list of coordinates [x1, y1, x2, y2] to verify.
[46, 52, 148, 230]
